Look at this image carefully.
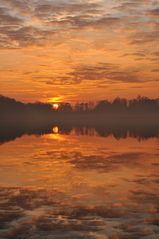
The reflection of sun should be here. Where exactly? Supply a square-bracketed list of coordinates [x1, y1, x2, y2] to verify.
[53, 126, 59, 134]
[45, 133, 65, 141]
[43, 126, 65, 141]
[53, 103, 59, 110]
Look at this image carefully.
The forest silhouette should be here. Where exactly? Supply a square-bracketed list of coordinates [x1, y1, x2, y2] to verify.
[1, 95, 159, 121]
[0, 95, 159, 144]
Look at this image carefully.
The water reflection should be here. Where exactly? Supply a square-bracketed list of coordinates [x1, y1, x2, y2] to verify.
[0, 122, 159, 238]
[0, 121, 159, 144]
[52, 126, 59, 134]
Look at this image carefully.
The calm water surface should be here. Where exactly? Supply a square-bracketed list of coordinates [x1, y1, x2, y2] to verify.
[0, 127, 159, 239]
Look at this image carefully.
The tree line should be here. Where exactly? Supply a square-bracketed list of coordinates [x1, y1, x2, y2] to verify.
[0, 95, 159, 121]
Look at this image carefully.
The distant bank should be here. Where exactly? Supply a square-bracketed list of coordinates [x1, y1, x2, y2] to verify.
[0, 95, 159, 124]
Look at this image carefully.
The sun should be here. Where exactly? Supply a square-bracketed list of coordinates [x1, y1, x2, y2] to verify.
[53, 103, 59, 110]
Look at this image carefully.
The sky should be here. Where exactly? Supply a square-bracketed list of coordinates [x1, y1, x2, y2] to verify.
[0, 0, 159, 103]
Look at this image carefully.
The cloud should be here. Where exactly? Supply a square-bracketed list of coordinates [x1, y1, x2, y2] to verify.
[48, 16, 121, 31]
[0, 0, 121, 49]
[115, 0, 154, 10]
[33, 61, 143, 86]
[0, 6, 23, 25]
[130, 30, 159, 45]
[52, 63, 141, 84]
[33, 1, 121, 33]
[34, 1, 103, 18]
[0, 0, 158, 50]
[0, 26, 56, 47]
[147, 7, 159, 17]
[0, 0, 32, 14]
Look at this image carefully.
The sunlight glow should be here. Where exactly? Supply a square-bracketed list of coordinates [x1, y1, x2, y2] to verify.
[48, 97, 64, 103]
[53, 103, 59, 110]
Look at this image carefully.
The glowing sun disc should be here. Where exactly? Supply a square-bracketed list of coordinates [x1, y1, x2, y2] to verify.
[53, 103, 59, 110]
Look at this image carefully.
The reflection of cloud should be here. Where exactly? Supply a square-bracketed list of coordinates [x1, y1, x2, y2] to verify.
[69, 152, 144, 172]
[1, 186, 159, 238]
[44, 133, 66, 141]
[30, 150, 144, 174]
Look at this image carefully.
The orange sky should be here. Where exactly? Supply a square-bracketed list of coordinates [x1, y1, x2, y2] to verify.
[0, 0, 159, 103]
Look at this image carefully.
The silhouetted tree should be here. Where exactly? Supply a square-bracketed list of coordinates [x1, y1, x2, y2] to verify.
[58, 103, 73, 112]
[95, 100, 111, 113]
[0, 95, 159, 122]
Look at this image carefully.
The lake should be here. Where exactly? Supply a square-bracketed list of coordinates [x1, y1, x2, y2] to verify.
[0, 125, 159, 239]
